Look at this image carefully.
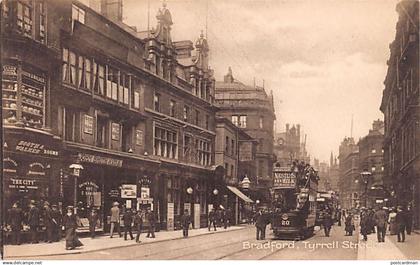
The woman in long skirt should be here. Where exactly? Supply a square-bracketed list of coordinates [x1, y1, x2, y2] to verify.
[388, 208, 397, 235]
[63, 206, 83, 250]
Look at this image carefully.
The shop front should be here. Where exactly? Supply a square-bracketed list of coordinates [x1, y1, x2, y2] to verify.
[61, 148, 160, 233]
[2, 129, 62, 243]
[159, 163, 212, 231]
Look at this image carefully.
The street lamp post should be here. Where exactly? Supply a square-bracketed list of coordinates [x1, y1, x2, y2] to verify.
[360, 171, 372, 208]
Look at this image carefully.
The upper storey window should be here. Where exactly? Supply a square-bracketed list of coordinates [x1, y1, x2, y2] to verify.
[17, 1, 32, 37]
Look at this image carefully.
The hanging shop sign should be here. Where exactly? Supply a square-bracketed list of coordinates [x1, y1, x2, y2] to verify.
[77, 153, 123, 167]
[14, 140, 59, 157]
[121, 184, 137, 199]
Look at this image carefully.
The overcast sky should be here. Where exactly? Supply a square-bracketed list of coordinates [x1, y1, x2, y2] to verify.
[122, 0, 399, 163]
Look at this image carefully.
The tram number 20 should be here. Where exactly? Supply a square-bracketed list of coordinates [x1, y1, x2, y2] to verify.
[281, 220, 290, 226]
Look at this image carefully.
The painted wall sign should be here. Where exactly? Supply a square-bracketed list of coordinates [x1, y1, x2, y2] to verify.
[22, 70, 46, 83]
[121, 184, 137, 199]
[84, 115, 94, 134]
[3, 65, 17, 76]
[9, 178, 38, 190]
[135, 130, 143, 146]
[167, 202, 174, 231]
[111, 123, 120, 141]
[77, 153, 123, 167]
[15, 140, 59, 157]
[194, 203, 200, 229]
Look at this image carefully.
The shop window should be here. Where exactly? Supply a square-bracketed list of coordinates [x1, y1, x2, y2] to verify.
[200, 181, 207, 214]
[154, 126, 178, 159]
[197, 139, 211, 166]
[183, 106, 189, 122]
[17, 1, 33, 37]
[72, 4, 85, 24]
[154, 93, 160, 112]
[170, 100, 176, 117]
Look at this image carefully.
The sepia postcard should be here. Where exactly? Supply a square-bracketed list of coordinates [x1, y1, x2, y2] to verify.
[1, 0, 419, 263]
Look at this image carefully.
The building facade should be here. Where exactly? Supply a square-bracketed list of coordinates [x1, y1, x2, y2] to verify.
[214, 68, 276, 204]
[357, 120, 385, 208]
[2, 0, 219, 234]
[338, 137, 360, 209]
[380, 0, 419, 228]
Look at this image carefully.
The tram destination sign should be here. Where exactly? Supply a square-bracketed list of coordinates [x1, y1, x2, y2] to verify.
[273, 171, 296, 189]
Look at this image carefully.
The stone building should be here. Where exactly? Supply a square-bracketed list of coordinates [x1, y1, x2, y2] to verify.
[2, 0, 219, 234]
[338, 137, 360, 209]
[215, 68, 276, 204]
[380, 0, 419, 228]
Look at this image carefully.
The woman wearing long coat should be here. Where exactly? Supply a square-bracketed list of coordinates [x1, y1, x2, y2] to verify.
[63, 206, 83, 250]
[388, 208, 398, 235]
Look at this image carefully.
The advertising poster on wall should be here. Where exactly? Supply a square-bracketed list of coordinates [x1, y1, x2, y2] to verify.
[194, 203, 200, 229]
[167, 202, 174, 231]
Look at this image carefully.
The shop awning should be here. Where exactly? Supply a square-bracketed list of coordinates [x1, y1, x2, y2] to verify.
[227, 186, 254, 203]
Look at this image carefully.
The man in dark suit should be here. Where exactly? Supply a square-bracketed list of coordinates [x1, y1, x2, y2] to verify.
[396, 206, 406, 242]
[8, 202, 23, 245]
[28, 200, 40, 244]
[255, 210, 267, 240]
[146, 208, 156, 238]
[181, 209, 192, 238]
[122, 208, 134, 240]
[88, 208, 99, 238]
[50, 204, 62, 242]
[43, 201, 54, 243]
[208, 208, 216, 231]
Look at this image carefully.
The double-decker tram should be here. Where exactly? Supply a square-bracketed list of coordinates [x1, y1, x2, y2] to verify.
[270, 161, 319, 240]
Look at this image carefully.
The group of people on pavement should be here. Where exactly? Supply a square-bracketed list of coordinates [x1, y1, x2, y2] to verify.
[344, 205, 413, 243]
[207, 207, 233, 231]
[108, 202, 156, 243]
[7, 200, 63, 245]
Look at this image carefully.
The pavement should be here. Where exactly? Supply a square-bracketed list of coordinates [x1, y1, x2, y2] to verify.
[3, 225, 246, 259]
[356, 228, 420, 260]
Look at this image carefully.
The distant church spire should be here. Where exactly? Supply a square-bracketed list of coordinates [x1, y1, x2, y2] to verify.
[224, 67, 234, 83]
